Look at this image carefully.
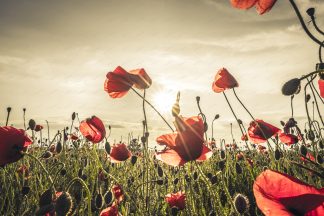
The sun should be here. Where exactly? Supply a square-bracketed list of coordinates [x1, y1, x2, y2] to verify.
[153, 90, 176, 114]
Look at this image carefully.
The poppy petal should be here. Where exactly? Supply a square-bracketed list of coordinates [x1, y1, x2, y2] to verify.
[156, 133, 177, 149]
[155, 149, 187, 166]
[79, 116, 106, 143]
[104, 66, 133, 98]
[196, 144, 213, 162]
[256, 0, 277, 15]
[279, 133, 298, 146]
[253, 170, 324, 216]
[318, 79, 324, 98]
[128, 68, 152, 89]
[230, 0, 257, 9]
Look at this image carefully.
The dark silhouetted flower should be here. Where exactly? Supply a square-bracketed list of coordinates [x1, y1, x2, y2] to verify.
[212, 68, 238, 93]
[165, 191, 186, 210]
[79, 116, 106, 143]
[248, 120, 280, 144]
[156, 116, 212, 166]
[253, 169, 324, 216]
[0, 126, 32, 167]
[110, 143, 132, 163]
[231, 0, 278, 15]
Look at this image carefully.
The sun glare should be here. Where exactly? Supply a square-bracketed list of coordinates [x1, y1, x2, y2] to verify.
[153, 90, 176, 114]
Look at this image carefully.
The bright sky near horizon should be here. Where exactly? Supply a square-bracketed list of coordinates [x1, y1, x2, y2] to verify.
[0, 0, 324, 146]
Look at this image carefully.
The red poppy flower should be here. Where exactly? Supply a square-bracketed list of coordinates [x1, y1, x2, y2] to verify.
[35, 125, 44, 132]
[110, 143, 132, 163]
[79, 116, 106, 143]
[248, 119, 280, 144]
[165, 191, 186, 210]
[104, 66, 152, 98]
[301, 152, 316, 162]
[100, 203, 119, 216]
[69, 134, 79, 141]
[0, 126, 32, 167]
[231, 0, 278, 15]
[212, 68, 239, 93]
[253, 169, 324, 216]
[112, 184, 124, 204]
[155, 116, 212, 166]
[279, 132, 298, 146]
[241, 134, 248, 141]
[318, 79, 324, 98]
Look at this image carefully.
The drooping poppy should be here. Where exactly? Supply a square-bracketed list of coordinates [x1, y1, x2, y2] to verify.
[318, 79, 324, 98]
[0, 126, 32, 167]
[100, 204, 119, 216]
[104, 66, 152, 99]
[79, 116, 106, 143]
[231, 0, 278, 15]
[109, 143, 132, 163]
[212, 68, 239, 93]
[279, 132, 298, 146]
[112, 184, 124, 203]
[155, 116, 212, 166]
[253, 169, 324, 216]
[248, 119, 280, 144]
[165, 191, 186, 210]
[35, 125, 44, 132]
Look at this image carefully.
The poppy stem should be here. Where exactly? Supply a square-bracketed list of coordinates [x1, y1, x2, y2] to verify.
[289, 0, 323, 47]
[5, 107, 11, 126]
[46, 120, 50, 146]
[131, 87, 174, 132]
[66, 177, 92, 216]
[23, 108, 26, 130]
[290, 96, 294, 118]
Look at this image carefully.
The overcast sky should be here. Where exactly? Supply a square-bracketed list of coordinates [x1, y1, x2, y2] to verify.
[1, 0, 324, 146]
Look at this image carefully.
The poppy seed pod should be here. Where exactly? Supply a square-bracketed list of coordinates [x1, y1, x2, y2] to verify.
[233, 193, 250, 214]
[281, 78, 301, 96]
[55, 192, 73, 216]
[156, 179, 164, 185]
[306, 8, 315, 18]
[172, 102, 180, 117]
[56, 142, 62, 154]
[104, 191, 113, 204]
[29, 119, 36, 130]
[95, 193, 103, 209]
[220, 150, 226, 160]
[39, 189, 53, 207]
[131, 155, 137, 165]
[274, 149, 281, 160]
[105, 141, 111, 154]
[317, 155, 323, 164]
[71, 112, 76, 121]
[157, 165, 163, 177]
[300, 145, 308, 157]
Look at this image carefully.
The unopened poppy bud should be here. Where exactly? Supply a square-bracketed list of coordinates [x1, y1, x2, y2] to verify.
[131, 155, 137, 165]
[55, 192, 73, 216]
[39, 189, 53, 207]
[105, 142, 111, 154]
[41, 151, 52, 159]
[157, 165, 163, 177]
[173, 178, 179, 185]
[317, 155, 323, 164]
[60, 169, 67, 176]
[218, 160, 226, 171]
[300, 145, 308, 156]
[319, 140, 324, 149]
[220, 150, 226, 160]
[214, 114, 220, 120]
[237, 119, 243, 124]
[172, 102, 180, 117]
[193, 171, 198, 181]
[141, 136, 146, 143]
[281, 78, 301, 96]
[305, 94, 311, 103]
[156, 179, 164, 185]
[204, 122, 208, 132]
[21, 186, 30, 195]
[78, 168, 83, 178]
[275, 149, 281, 160]
[95, 193, 103, 209]
[29, 119, 36, 130]
[306, 8, 315, 18]
[210, 175, 218, 184]
[71, 112, 76, 121]
[23, 108, 26, 112]
[235, 163, 242, 174]
[220, 190, 227, 206]
[233, 193, 250, 214]
[171, 207, 179, 216]
[145, 132, 149, 138]
[196, 96, 200, 103]
[104, 191, 113, 204]
[56, 142, 62, 153]
[7, 107, 11, 113]
[307, 130, 315, 141]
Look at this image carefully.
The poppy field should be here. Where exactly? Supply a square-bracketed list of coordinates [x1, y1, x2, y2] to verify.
[1, 1, 324, 216]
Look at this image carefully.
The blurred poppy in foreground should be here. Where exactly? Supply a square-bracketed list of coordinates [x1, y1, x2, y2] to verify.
[279, 132, 298, 146]
[165, 191, 186, 210]
[253, 169, 324, 216]
[230, 0, 278, 15]
[248, 120, 280, 144]
[109, 143, 132, 163]
[318, 79, 324, 98]
[100, 204, 119, 216]
[112, 184, 124, 204]
[104, 66, 151, 98]
[0, 126, 32, 167]
[212, 68, 239, 93]
[156, 116, 212, 166]
[79, 116, 106, 143]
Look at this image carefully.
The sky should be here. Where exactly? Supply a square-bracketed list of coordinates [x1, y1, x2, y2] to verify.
[0, 0, 324, 147]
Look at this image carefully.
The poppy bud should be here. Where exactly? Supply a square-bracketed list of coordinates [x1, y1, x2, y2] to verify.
[81, 174, 87, 180]
[39, 189, 53, 207]
[220, 150, 226, 160]
[307, 130, 315, 141]
[237, 119, 243, 124]
[235, 163, 242, 174]
[95, 193, 103, 209]
[306, 8, 315, 18]
[7, 107, 11, 113]
[105, 141, 111, 154]
[305, 94, 311, 103]
[196, 96, 200, 103]
[60, 169, 67, 176]
[55, 192, 73, 216]
[193, 171, 198, 181]
[274, 149, 281, 160]
[172, 102, 180, 117]
[233, 193, 250, 214]
[104, 191, 113, 204]
[29, 119, 36, 130]
[157, 165, 163, 177]
[56, 142, 62, 153]
[214, 114, 220, 120]
[319, 140, 324, 149]
[41, 151, 52, 159]
[131, 155, 137, 165]
[207, 172, 213, 179]
[185, 174, 191, 182]
[218, 160, 226, 171]
[281, 78, 301, 96]
[71, 112, 76, 121]
[21, 186, 30, 195]
[300, 145, 308, 156]
[141, 136, 146, 143]
[23, 108, 26, 112]
[173, 178, 179, 185]
[317, 155, 323, 164]
[78, 168, 83, 178]
[204, 122, 208, 132]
